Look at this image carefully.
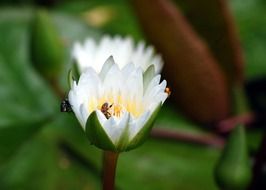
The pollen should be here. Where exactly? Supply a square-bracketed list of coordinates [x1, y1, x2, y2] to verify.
[113, 104, 123, 117]
[94, 94, 144, 119]
[97, 100, 125, 119]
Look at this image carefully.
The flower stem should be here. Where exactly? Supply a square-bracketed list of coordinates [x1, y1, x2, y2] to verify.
[102, 151, 119, 190]
[151, 127, 225, 148]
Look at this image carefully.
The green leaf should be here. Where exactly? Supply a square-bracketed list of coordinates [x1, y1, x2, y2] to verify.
[55, 1, 143, 40]
[118, 139, 220, 190]
[230, 0, 266, 79]
[214, 125, 252, 190]
[0, 14, 57, 161]
[0, 119, 49, 163]
[0, 128, 101, 190]
[31, 9, 64, 80]
[0, 7, 100, 163]
[86, 111, 116, 151]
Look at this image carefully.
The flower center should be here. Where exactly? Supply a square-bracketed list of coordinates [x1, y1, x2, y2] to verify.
[99, 102, 124, 119]
[87, 94, 144, 119]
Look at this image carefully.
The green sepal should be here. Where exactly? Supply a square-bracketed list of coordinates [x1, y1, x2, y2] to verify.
[85, 111, 116, 151]
[31, 9, 64, 80]
[143, 65, 155, 93]
[67, 70, 74, 89]
[67, 60, 81, 89]
[126, 104, 162, 151]
[72, 59, 81, 79]
[214, 125, 252, 190]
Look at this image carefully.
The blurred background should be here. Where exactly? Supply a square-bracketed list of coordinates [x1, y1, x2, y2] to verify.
[0, 0, 266, 189]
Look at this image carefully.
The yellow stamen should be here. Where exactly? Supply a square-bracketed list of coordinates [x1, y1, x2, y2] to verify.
[88, 94, 144, 119]
[113, 104, 122, 117]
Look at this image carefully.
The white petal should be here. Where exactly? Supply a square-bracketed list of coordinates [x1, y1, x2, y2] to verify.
[103, 63, 123, 100]
[144, 80, 166, 104]
[96, 110, 130, 145]
[68, 90, 83, 126]
[121, 63, 135, 79]
[125, 67, 143, 98]
[95, 109, 108, 124]
[77, 68, 101, 99]
[99, 56, 115, 81]
[68, 69, 102, 130]
[143, 65, 155, 92]
[128, 111, 151, 140]
[101, 116, 118, 143]
[152, 55, 163, 74]
[147, 101, 161, 114]
[114, 36, 133, 68]
[72, 43, 88, 72]
[144, 74, 161, 97]
[79, 104, 89, 129]
[71, 36, 163, 74]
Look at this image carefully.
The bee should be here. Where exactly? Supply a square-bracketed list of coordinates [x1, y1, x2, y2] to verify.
[101, 102, 113, 119]
[61, 98, 72, 113]
[165, 87, 171, 96]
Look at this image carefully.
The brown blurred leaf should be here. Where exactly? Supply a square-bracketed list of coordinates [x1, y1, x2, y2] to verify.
[174, 0, 244, 85]
[131, 0, 230, 123]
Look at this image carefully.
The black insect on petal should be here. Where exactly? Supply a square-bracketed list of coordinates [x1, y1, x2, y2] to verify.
[61, 98, 72, 113]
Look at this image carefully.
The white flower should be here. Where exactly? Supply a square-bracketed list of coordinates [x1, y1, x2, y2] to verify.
[72, 35, 163, 74]
[68, 57, 168, 151]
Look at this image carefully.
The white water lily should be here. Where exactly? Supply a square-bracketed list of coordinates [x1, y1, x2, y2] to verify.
[68, 57, 168, 151]
[72, 35, 163, 74]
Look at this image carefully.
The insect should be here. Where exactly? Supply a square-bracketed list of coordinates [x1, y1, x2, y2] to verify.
[61, 98, 72, 112]
[165, 87, 171, 96]
[101, 102, 113, 119]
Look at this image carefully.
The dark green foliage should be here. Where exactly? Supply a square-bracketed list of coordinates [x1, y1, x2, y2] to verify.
[215, 125, 252, 190]
[31, 9, 64, 81]
[0, 0, 264, 189]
